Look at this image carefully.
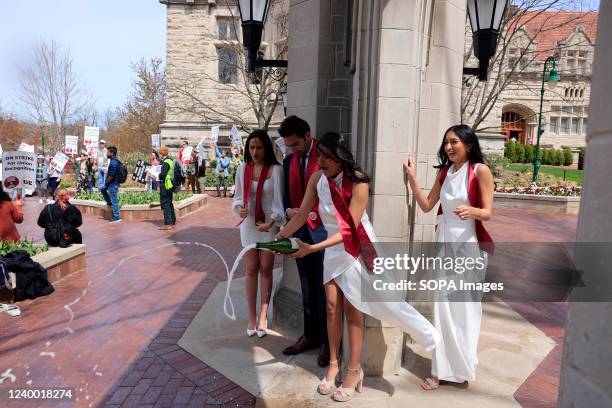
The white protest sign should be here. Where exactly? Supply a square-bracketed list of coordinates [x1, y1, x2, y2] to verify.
[210, 126, 220, 143]
[64, 135, 79, 155]
[49, 152, 69, 174]
[182, 146, 193, 163]
[230, 125, 241, 147]
[84, 126, 100, 151]
[275, 137, 289, 155]
[151, 134, 161, 149]
[146, 165, 162, 180]
[83, 127, 99, 153]
[18, 142, 35, 153]
[2, 151, 37, 194]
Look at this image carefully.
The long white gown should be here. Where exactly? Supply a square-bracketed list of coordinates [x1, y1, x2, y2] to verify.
[232, 164, 285, 247]
[432, 161, 486, 382]
[316, 172, 440, 351]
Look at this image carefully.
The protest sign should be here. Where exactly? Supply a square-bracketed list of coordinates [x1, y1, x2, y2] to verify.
[49, 152, 69, 174]
[1, 151, 37, 195]
[132, 160, 151, 184]
[210, 126, 220, 143]
[182, 146, 193, 163]
[275, 137, 289, 155]
[84, 127, 99, 153]
[151, 134, 160, 149]
[230, 125, 241, 147]
[146, 165, 162, 180]
[65, 135, 79, 155]
[18, 143, 35, 153]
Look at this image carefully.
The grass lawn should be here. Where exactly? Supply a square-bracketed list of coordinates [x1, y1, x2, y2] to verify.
[506, 164, 583, 185]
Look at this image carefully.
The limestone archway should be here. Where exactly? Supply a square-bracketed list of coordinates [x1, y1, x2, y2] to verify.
[502, 104, 537, 144]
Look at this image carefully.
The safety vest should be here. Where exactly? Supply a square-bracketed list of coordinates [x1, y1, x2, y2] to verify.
[164, 158, 174, 190]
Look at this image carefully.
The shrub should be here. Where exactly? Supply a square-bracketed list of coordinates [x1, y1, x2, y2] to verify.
[77, 191, 191, 205]
[563, 148, 573, 166]
[525, 144, 534, 163]
[485, 154, 510, 177]
[515, 143, 526, 163]
[540, 149, 549, 165]
[555, 149, 565, 166]
[504, 141, 517, 162]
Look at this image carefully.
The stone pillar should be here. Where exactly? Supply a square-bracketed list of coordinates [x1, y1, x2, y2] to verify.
[558, 4, 612, 407]
[273, 0, 352, 337]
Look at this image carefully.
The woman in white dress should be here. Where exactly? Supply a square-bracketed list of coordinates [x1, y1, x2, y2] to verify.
[277, 132, 440, 402]
[232, 130, 285, 338]
[404, 124, 494, 390]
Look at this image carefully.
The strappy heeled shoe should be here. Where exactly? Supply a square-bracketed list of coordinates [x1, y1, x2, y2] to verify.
[332, 365, 363, 402]
[317, 359, 341, 395]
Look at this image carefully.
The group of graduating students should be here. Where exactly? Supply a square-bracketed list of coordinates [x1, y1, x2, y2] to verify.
[231, 115, 495, 402]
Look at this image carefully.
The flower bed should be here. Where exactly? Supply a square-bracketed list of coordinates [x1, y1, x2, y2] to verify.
[72, 193, 208, 221]
[76, 191, 190, 204]
[495, 185, 581, 197]
[0, 240, 48, 257]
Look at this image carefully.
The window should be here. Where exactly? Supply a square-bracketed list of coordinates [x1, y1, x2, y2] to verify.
[571, 118, 579, 134]
[560, 118, 570, 134]
[579, 89, 584, 98]
[549, 116, 559, 133]
[582, 118, 588, 134]
[218, 48, 238, 84]
[217, 18, 238, 41]
[507, 57, 517, 71]
[564, 88, 570, 98]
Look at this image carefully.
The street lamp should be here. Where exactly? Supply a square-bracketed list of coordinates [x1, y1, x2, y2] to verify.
[532, 56, 560, 183]
[464, 0, 508, 81]
[237, 0, 288, 73]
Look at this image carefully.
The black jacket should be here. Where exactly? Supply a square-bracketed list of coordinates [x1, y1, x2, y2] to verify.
[1, 250, 54, 301]
[37, 202, 83, 247]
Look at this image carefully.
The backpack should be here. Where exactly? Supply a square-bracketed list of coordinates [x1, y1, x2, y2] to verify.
[117, 160, 128, 184]
[43, 205, 65, 247]
[172, 160, 184, 193]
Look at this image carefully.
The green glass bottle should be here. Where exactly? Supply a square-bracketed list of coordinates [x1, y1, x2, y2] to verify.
[256, 238, 299, 254]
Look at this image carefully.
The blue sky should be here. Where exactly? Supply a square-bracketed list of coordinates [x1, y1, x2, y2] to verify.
[0, 0, 166, 120]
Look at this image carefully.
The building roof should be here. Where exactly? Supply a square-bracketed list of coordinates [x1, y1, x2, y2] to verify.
[509, 11, 598, 60]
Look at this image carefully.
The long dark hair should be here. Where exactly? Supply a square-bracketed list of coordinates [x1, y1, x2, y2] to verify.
[317, 132, 370, 183]
[435, 124, 485, 169]
[244, 129, 280, 165]
[0, 185, 11, 202]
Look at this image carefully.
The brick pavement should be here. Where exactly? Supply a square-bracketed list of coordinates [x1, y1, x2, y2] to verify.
[1, 199, 576, 408]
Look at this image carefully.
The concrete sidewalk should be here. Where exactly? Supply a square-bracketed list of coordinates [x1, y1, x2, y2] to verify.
[179, 276, 555, 407]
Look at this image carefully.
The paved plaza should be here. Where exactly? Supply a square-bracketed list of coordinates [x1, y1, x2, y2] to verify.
[0, 198, 574, 407]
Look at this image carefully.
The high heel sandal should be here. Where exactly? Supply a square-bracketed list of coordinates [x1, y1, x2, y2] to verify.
[332, 365, 363, 402]
[317, 359, 341, 395]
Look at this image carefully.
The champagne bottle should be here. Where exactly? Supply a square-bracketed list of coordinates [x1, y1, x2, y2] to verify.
[256, 238, 299, 254]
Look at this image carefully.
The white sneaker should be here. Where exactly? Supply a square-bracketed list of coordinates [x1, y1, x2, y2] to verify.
[38, 199, 43, 204]
[0, 304, 21, 317]
[46, 199, 53, 204]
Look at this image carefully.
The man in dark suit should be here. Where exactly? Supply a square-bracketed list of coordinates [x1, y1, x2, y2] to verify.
[279, 116, 329, 367]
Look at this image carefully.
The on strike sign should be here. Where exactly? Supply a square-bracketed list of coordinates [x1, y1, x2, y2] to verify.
[1, 151, 37, 194]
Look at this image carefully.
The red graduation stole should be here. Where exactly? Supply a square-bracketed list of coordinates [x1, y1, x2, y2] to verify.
[289, 140, 321, 229]
[437, 162, 494, 255]
[237, 162, 271, 226]
[327, 174, 377, 270]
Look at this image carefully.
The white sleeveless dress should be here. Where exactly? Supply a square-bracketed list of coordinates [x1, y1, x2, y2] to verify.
[432, 161, 486, 382]
[316, 172, 440, 351]
[231, 164, 285, 247]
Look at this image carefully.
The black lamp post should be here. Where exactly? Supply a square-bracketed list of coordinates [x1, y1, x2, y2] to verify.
[464, 0, 508, 81]
[237, 0, 288, 73]
[532, 56, 560, 183]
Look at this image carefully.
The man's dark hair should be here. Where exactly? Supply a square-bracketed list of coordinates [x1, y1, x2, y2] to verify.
[108, 146, 118, 156]
[278, 115, 310, 139]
